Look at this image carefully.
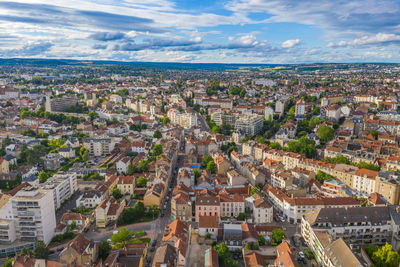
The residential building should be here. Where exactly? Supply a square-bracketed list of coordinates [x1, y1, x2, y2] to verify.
[253, 198, 273, 224]
[219, 193, 245, 218]
[76, 190, 105, 208]
[41, 172, 78, 209]
[195, 195, 220, 222]
[45, 95, 79, 112]
[199, 216, 219, 239]
[171, 192, 192, 221]
[11, 186, 56, 244]
[83, 138, 115, 156]
[95, 197, 125, 228]
[116, 176, 135, 195]
[234, 114, 263, 136]
[59, 234, 98, 267]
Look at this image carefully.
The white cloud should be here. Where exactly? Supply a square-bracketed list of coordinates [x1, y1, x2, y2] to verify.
[350, 33, 400, 46]
[281, 39, 301, 48]
[327, 40, 347, 48]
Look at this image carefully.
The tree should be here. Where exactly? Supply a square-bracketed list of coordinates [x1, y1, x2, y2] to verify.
[289, 106, 295, 115]
[148, 205, 160, 217]
[237, 212, 247, 221]
[161, 117, 170, 125]
[316, 171, 334, 183]
[366, 243, 400, 267]
[153, 130, 162, 139]
[152, 144, 163, 157]
[259, 235, 266, 246]
[82, 150, 89, 162]
[110, 227, 133, 244]
[244, 242, 251, 250]
[287, 137, 317, 158]
[112, 188, 123, 199]
[214, 242, 229, 259]
[34, 241, 49, 259]
[202, 155, 213, 168]
[126, 163, 136, 175]
[370, 130, 379, 139]
[2, 258, 14, 267]
[257, 137, 265, 144]
[98, 240, 111, 261]
[272, 229, 285, 244]
[21, 247, 33, 257]
[205, 233, 211, 239]
[69, 220, 77, 230]
[136, 177, 148, 188]
[317, 125, 335, 143]
[38, 172, 49, 183]
[206, 160, 217, 174]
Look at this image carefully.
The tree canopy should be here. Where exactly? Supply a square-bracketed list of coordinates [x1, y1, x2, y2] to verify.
[317, 125, 335, 143]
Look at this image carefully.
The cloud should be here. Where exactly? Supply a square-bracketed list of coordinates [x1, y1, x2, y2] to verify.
[114, 37, 203, 51]
[351, 33, 400, 46]
[327, 41, 348, 48]
[90, 32, 126, 41]
[0, 42, 53, 57]
[282, 39, 301, 48]
[92, 44, 108, 50]
[226, 0, 400, 37]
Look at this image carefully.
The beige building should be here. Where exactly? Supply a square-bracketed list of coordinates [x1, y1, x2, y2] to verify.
[253, 198, 273, 224]
[375, 172, 400, 205]
[60, 234, 98, 267]
[95, 197, 125, 228]
[171, 193, 192, 221]
[116, 176, 135, 195]
[0, 158, 9, 173]
[143, 184, 163, 207]
[219, 193, 245, 218]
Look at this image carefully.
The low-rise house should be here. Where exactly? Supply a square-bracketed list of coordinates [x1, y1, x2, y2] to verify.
[115, 156, 131, 174]
[76, 190, 105, 208]
[59, 234, 98, 267]
[58, 146, 75, 159]
[227, 169, 247, 186]
[61, 212, 90, 231]
[143, 183, 164, 207]
[95, 197, 125, 228]
[198, 216, 219, 239]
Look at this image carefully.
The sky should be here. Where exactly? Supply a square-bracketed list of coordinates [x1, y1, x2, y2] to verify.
[0, 0, 400, 63]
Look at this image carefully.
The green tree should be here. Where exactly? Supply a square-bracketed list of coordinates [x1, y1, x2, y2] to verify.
[272, 229, 285, 244]
[126, 163, 136, 175]
[317, 125, 335, 143]
[257, 137, 265, 144]
[315, 171, 334, 183]
[370, 243, 400, 267]
[38, 172, 49, 183]
[136, 177, 148, 188]
[237, 212, 247, 221]
[153, 130, 162, 139]
[206, 160, 217, 174]
[110, 227, 133, 245]
[21, 247, 33, 257]
[289, 106, 295, 115]
[287, 137, 317, 158]
[34, 241, 49, 259]
[112, 188, 123, 199]
[2, 258, 14, 267]
[259, 235, 266, 246]
[244, 242, 251, 250]
[201, 155, 213, 168]
[82, 150, 89, 162]
[69, 220, 77, 230]
[161, 117, 170, 125]
[148, 205, 160, 217]
[98, 240, 111, 261]
[214, 242, 230, 259]
[370, 130, 379, 139]
[152, 144, 163, 157]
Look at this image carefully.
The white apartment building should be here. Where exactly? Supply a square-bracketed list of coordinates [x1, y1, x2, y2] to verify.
[11, 186, 56, 244]
[167, 108, 198, 129]
[41, 173, 78, 209]
[83, 138, 115, 156]
[295, 99, 306, 117]
[234, 114, 263, 136]
[352, 169, 378, 197]
[271, 170, 293, 189]
[253, 198, 273, 224]
[264, 106, 274, 120]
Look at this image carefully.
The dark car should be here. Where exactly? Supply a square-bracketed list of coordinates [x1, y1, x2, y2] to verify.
[49, 250, 56, 254]
[57, 246, 65, 252]
[151, 240, 157, 246]
[150, 246, 155, 252]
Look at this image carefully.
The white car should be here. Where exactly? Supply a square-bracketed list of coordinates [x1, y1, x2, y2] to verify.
[299, 252, 305, 258]
[113, 230, 119, 234]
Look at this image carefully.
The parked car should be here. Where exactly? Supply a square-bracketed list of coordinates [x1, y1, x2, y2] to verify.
[299, 251, 305, 258]
[56, 247, 65, 252]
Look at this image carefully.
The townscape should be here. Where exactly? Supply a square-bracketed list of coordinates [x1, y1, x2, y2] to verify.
[1, 61, 400, 267]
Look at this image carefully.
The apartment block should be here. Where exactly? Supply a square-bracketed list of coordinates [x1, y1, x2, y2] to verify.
[41, 172, 78, 209]
[234, 114, 263, 136]
[83, 138, 115, 156]
[45, 95, 78, 112]
[11, 186, 56, 244]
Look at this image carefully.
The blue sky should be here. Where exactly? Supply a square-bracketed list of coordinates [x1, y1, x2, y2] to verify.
[0, 0, 399, 63]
